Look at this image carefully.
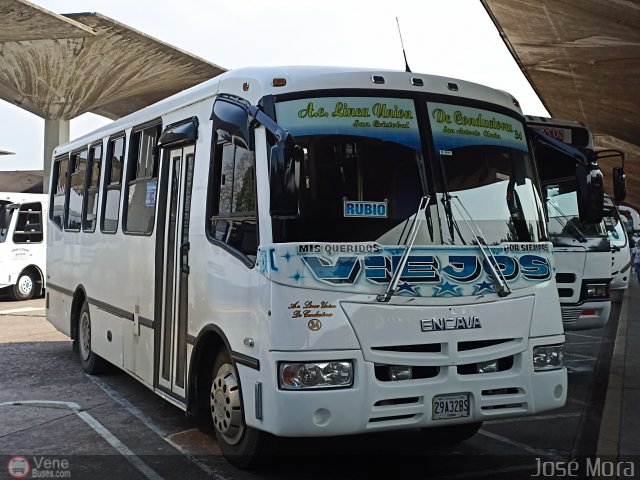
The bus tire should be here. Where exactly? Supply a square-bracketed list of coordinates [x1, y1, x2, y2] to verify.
[11, 270, 36, 301]
[210, 351, 268, 469]
[77, 301, 108, 374]
[420, 421, 483, 445]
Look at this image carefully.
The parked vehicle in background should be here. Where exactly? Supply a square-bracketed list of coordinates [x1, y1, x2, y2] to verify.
[603, 194, 631, 289]
[527, 117, 610, 330]
[46, 66, 586, 467]
[0, 192, 47, 300]
[617, 204, 640, 240]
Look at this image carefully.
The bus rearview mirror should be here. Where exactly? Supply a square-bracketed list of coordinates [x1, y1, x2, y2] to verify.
[575, 163, 603, 225]
[613, 167, 626, 203]
[211, 99, 251, 150]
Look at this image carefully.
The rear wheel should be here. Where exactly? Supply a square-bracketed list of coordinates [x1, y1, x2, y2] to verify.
[11, 270, 35, 301]
[77, 301, 108, 374]
[210, 351, 268, 468]
[421, 422, 483, 445]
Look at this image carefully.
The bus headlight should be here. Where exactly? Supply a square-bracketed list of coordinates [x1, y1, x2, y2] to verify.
[533, 345, 564, 371]
[279, 361, 353, 390]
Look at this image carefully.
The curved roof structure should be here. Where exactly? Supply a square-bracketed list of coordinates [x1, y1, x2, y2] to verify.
[481, 0, 640, 209]
[0, 0, 226, 121]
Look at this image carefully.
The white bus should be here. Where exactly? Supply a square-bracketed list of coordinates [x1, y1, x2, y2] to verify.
[0, 192, 47, 300]
[527, 117, 611, 330]
[47, 66, 579, 467]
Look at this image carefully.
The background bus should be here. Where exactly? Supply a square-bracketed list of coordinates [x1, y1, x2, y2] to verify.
[0, 192, 47, 300]
[526, 116, 610, 330]
[603, 194, 631, 289]
[46, 67, 584, 467]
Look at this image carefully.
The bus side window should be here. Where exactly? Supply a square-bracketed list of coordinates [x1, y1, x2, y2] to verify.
[65, 148, 88, 231]
[50, 155, 68, 229]
[208, 141, 257, 260]
[124, 123, 161, 234]
[13, 202, 43, 244]
[101, 135, 126, 234]
[83, 143, 103, 232]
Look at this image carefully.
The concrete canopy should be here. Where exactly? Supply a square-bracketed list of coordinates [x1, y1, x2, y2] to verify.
[0, 0, 226, 121]
[481, 0, 640, 209]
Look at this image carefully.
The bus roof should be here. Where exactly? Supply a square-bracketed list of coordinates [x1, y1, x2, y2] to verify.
[54, 66, 524, 155]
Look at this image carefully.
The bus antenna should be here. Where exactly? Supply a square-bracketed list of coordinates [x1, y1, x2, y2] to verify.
[396, 17, 412, 73]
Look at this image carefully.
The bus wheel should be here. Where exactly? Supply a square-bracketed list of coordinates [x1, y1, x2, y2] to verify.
[11, 271, 35, 301]
[210, 351, 267, 468]
[421, 422, 483, 445]
[78, 301, 108, 374]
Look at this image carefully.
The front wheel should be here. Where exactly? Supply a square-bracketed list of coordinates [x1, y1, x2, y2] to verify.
[210, 351, 269, 469]
[77, 301, 108, 374]
[11, 271, 36, 301]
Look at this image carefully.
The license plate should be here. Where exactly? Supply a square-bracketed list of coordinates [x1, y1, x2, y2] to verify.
[432, 393, 471, 420]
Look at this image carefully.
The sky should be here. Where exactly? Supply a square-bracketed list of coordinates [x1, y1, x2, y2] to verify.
[0, 0, 548, 171]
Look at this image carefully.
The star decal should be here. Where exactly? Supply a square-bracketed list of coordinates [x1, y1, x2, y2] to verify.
[433, 281, 462, 297]
[474, 280, 494, 295]
[281, 251, 293, 262]
[290, 271, 305, 283]
[395, 281, 419, 296]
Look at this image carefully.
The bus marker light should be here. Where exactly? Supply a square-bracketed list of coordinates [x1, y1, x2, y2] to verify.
[272, 78, 287, 87]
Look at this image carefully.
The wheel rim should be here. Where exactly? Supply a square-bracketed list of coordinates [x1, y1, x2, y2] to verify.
[18, 275, 33, 296]
[79, 311, 91, 361]
[210, 363, 244, 445]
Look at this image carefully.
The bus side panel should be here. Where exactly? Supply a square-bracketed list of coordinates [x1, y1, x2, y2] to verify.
[90, 305, 124, 368]
[47, 289, 72, 337]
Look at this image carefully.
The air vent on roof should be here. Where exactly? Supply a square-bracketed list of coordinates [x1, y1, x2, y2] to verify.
[447, 82, 459, 91]
[411, 77, 424, 86]
[372, 75, 385, 84]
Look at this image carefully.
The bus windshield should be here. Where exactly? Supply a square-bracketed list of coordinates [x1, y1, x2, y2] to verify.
[272, 96, 545, 246]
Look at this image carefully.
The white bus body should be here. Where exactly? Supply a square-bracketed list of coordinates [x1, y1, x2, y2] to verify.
[603, 195, 631, 289]
[527, 117, 611, 330]
[0, 192, 47, 300]
[47, 67, 567, 465]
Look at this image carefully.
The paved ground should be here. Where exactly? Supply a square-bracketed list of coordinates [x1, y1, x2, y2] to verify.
[0, 289, 625, 479]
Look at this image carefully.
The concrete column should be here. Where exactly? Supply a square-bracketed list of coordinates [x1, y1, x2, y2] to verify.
[43, 118, 70, 194]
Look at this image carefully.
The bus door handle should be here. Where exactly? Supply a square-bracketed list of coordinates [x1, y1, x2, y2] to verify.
[180, 242, 190, 274]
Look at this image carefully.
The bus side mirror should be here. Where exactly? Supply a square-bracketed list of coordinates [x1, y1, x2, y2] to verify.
[211, 98, 251, 150]
[269, 138, 302, 217]
[613, 167, 626, 203]
[0, 204, 16, 229]
[576, 163, 603, 224]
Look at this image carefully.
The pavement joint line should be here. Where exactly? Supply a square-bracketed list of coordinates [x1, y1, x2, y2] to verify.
[435, 464, 536, 480]
[87, 374, 229, 480]
[478, 429, 564, 460]
[595, 286, 628, 460]
[565, 332, 601, 339]
[565, 352, 598, 359]
[0, 400, 163, 480]
[0, 307, 45, 315]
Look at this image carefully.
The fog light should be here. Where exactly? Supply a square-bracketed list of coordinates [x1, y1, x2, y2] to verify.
[477, 360, 498, 373]
[389, 365, 412, 381]
[279, 361, 353, 390]
[585, 283, 608, 298]
[533, 345, 564, 371]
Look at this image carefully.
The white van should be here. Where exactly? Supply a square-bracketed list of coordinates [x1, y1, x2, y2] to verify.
[0, 192, 47, 300]
[603, 195, 631, 289]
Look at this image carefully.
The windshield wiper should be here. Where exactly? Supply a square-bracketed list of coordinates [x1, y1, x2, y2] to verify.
[546, 199, 587, 242]
[377, 195, 430, 303]
[450, 195, 512, 297]
[437, 151, 466, 245]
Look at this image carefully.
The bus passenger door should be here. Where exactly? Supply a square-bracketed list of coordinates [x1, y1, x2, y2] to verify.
[156, 144, 195, 399]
